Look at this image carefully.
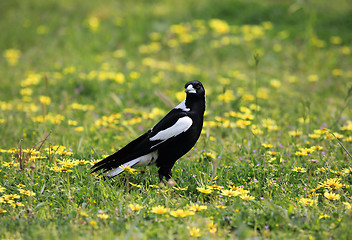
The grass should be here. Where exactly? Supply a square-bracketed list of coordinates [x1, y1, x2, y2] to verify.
[1, 0, 352, 239]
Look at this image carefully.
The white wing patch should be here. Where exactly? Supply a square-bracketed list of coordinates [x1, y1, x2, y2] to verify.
[106, 151, 158, 178]
[150, 116, 192, 142]
[174, 99, 190, 112]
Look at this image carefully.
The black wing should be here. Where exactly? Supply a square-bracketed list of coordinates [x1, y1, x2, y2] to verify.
[91, 109, 189, 173]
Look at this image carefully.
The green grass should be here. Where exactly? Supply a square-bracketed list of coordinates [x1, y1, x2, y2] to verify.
[1, 0, 352, 239]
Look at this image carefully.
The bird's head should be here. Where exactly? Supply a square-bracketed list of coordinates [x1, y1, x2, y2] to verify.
[184, 81, 205, 97]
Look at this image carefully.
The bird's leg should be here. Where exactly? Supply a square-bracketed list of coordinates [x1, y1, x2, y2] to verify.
[158, 172, 165, 187]
[158, 169, 176, 186]
[166, 172, 176, 186]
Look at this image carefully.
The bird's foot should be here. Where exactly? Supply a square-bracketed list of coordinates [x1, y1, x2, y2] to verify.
[159, 181, 166, 188]
[167, 178, 176, 186]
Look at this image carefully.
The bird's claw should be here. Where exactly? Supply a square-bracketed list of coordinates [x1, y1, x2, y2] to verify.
[167, 178, 176, 186]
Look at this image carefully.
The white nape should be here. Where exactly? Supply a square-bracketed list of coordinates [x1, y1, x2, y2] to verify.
[149, 116, 192, 141]
[106, 151, 158, 178]
[174, 99, 190, 112]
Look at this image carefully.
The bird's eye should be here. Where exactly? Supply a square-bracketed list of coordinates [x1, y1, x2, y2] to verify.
[195, 84, 200, 89]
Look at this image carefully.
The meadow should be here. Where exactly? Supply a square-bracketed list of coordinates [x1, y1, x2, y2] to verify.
[1, 0, 352, 239]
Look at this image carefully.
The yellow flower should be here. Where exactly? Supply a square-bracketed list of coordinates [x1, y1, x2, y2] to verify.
[151, 205, 168, 215]
[330, 36, 342, 45]
[89, 220, 97, 227]
[324, 192, 340, 201]
[343, 202, 352, 210]
[0, 208, 7, 213]
[189, 204, 207, 212]
[196, 187, 212, 194]
[74, 126, 84, 132]
[4, 194, 20, 199]
[208, 221, 217, 233]
[308, 74, 319, 82]
[119, 165, 138, 175]
[0, 186, 5, 193]
[3, 48, 21, 66]
[289, 130, 302, 137]
[207, 184, 223, 190]
[209, 19, 229, 34]
[319, 178, 343, 190]
[270, 79, 281, 88]
[18, 189, 36, 196]
[188, 226, 201, 237]
[240, 194, 255, 201]
[11, 202, 24, 208]
[216, 205, 227, 209]
[2, 161, 19, 167]
[292, 167, 307, 173]
[87, 16, 100, 32]
[97, 213, 109, 219]
[221, 189, 240, 197]
[39, 96, 51, 105]
[299, 198, 315, 207]
[319, 214, 330, 219]
[0, 197, 14, 204]
[129, 203, 143, 211]
[262, 143, 273, 148]
[170, 209, 194, 218]
[80, 212, 89, 217]
[218, 90, 235, 103]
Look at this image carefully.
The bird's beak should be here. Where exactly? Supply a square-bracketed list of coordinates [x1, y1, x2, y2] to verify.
[185, 85, 196, 94]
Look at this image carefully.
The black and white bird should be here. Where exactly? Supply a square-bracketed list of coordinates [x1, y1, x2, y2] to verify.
[91, 80, 206, 186]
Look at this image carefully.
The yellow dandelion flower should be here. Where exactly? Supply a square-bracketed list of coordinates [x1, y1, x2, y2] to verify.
[196, 187, 212, 194]
[97, 213, 109, 219]
[299, 198, 315, 207]
[209, 19, 230, 34]
[240, 194, 255, 201]
[218, 90, 235, 103]
[319, 178, 343, 190]
[289, 130, 302, 137]
[129, 203, 143, 211]
[324, 192, 340, 201]
[308, 74, 319, 82]
[188, 226, 201, 237]
[80, 212, 89, 217]
[208, 221, 217, 233]
[151, 205, 168, 215]
[170, 209, 194, 218]
[216, 205, 227, 209]
[89, 220, 97, 227]
[208, 184, 223, 190]
[39, 96, 51, 105]
[119, 165, 138, 175]
[319, 214, 330, 219]
[292, 167, 307, 173]
[11, 202, 24, 208]
[189, 204, 207, 212]
[18, 189, 36, 196]
[4, 194, 20, 199]
[3, 48, 21, 66]
[221, 189, 241, 197]
[343, 202, 352, 211]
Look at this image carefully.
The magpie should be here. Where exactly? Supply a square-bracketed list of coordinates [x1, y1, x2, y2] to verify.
[91, 80, 206, 186]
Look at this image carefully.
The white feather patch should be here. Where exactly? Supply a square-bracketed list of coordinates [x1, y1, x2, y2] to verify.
[149, 116, 193, 142]
[106, 151, 158, 177]
[174, 99, 190, 112]
[185, 84, 196, 93]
